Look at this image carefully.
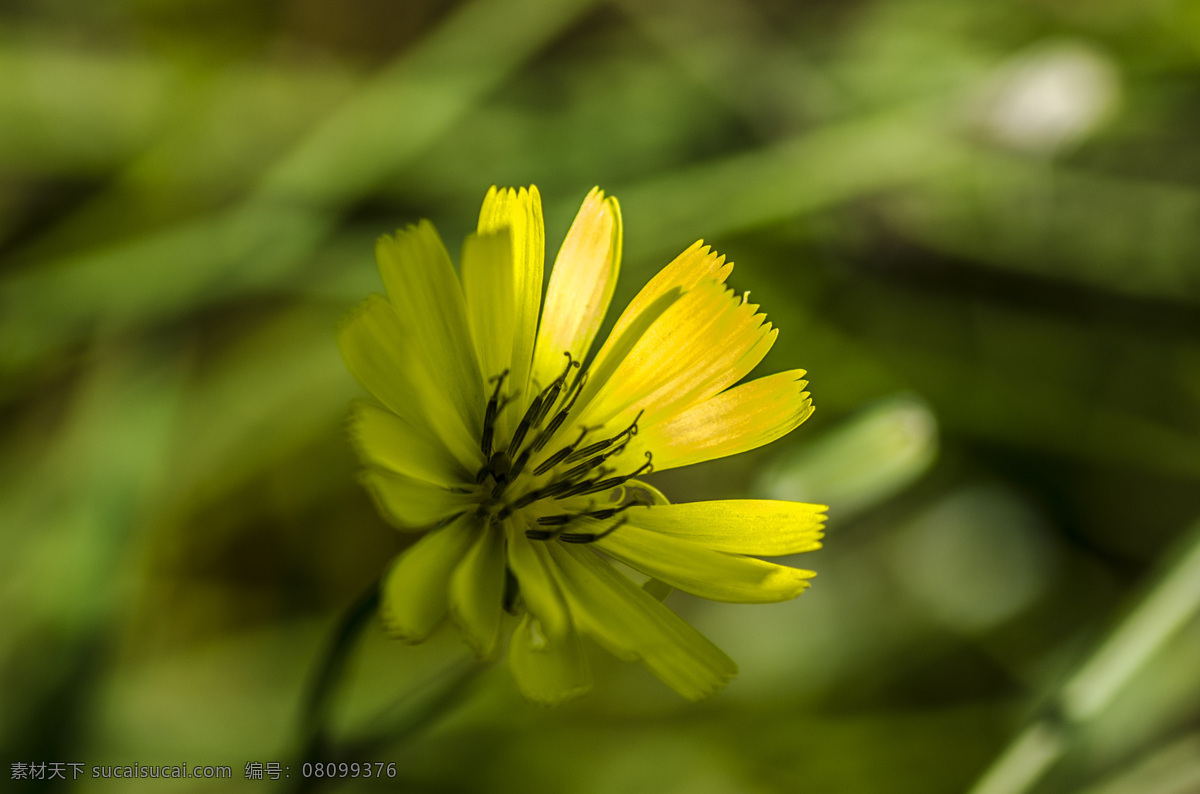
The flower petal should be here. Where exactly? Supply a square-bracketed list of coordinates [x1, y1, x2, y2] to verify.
[375, 221, 484, 438]
[577, 281, 775, 431]
[573, 242, 733, 415]
[547, 543, 737, 700]
[505, 526, 571, 640]
[477, 186, 544, 418]
[380, 517, 478, 642]
[603, 239, 733, 353]
[630, 499, 826, 556]
[460, 228, 516, 402]
[448, 520, 505, 658]
[337, 295, 423, 420]
[338, 295, 481, 471]
[348, 400, 470, 488]
[630, 370, 815, 471]
[530, 187, 621, 391]
[508, 613, 592, 705]
[360, 469, 472, 530]
[596, 524, 816, 603]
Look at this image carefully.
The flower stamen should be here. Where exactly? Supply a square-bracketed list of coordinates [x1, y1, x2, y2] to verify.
[562, 409, 643, 464]
[559, 517, 628, 544]
[532, 426, 589, 476]
[530, 369, 588, 454]
[526, 496, 648, 544]
[479, 369, 511, 463]
[557, 452, 654, 499]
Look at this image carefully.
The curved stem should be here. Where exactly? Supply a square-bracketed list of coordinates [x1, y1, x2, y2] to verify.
[968, 519, 1200, 794]
[296, 577, 381, 777]
[290, 577, 489, 794]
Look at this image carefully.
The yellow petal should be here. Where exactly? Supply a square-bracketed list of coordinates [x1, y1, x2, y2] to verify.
[603, 240, 732, 355]
[577, 281, 775, 430]
[505, 525, 571, 640]
[461, 229, 516, 384]
[338, 294, 481, 471]
[380, 517, 477, 642]
[576, 241, 732, 412]
[477, 186, 544, 418]
[348, 400, 470, 488]
[546, 543, 737, 700]
[448, 520, 505, 658]
[596, 523, 816, 603]
[375, 221, 483, 438]
[629, 370, 815, 471]
[337, 295, 422, 420]
[508, 613, 592, 705]
[630, 499, 826, 556]
[360, 469, 472, 530]
[530, 187, 621, 391]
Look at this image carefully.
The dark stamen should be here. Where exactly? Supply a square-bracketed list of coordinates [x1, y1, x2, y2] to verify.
[507, 360, 576, 460]
[560, 517, 628, 544]
[533, 427, 588, 476]
[506, 413, 533, 458]
[500, 480, 567, 518]
[531, 370, 589, 453]
[558, 454, 610, 483]
[508, 447, 533, 481]
[582, 497, 648, 522]
[563, 410, 642, 464]
[532, 353, 578, 428]
[536, 496, 645, 529]
[563, 453, 653, 498]
[480, 370, 509, 458]
[488, 450, 514, 497]
[535, 513, 576, 526]
[552, 467, 616, 500]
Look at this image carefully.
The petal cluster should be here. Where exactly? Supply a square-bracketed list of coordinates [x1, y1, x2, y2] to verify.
[338, 185, 825, 703]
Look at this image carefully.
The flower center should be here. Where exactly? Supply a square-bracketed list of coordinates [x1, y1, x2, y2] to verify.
[473, 353, 653, 543]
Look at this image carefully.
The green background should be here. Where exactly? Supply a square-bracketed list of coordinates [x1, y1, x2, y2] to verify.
[3, 0, 1200, 791]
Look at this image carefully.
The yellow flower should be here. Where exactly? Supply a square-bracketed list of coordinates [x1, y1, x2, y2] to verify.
[338, 186, 825, 703]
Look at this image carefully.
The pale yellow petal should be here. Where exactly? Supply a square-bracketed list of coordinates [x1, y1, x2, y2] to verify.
[477, 185, 544, 417]
[630, 499, 826, 556]
[380, 517, 477, 642]
[546, 543, 737, 700]
[629, 370, 814, 471]
[375, 221, 483, 437]
[360, 469, 473, 530]
[508, 614, 591, 705]
[448, 520, 505, 658]
[348, 400, 470, 488]
[530, 187, 621, 390]
[597, 524, 816, 603]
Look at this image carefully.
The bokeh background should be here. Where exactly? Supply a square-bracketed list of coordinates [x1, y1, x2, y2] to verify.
[4, 0, 1200, 792]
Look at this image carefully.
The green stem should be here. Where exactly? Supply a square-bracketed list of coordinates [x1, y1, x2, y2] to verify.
[290, 577, 489, 793]
[968, 519, 1200, 794]
[294, 577, 381, 787]
[339, 659, 486, 761]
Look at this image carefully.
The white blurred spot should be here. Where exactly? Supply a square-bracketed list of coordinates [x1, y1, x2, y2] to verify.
[973, 40, 1119, 153]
